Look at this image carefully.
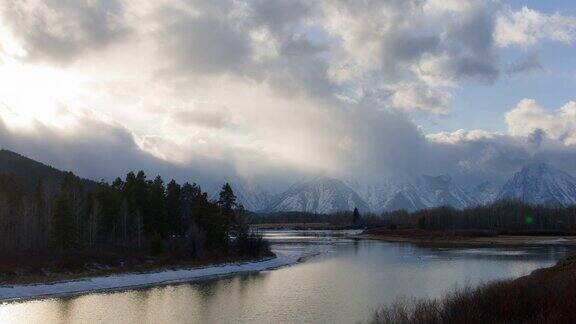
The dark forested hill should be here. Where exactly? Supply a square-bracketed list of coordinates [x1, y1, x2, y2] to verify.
[0, 148, 269, 274]
[0, 149, 97, 191]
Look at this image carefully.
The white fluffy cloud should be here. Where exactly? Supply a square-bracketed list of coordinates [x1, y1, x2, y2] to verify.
[496, 6, 576, 47]
[506, 99, 576, 145]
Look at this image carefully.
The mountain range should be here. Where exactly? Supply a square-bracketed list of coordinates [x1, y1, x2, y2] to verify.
[233, 163, 576, 214]
[1, 149, 576, 214]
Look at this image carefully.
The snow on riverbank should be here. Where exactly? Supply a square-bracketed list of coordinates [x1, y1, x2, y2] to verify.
[0, 252, 301, 302]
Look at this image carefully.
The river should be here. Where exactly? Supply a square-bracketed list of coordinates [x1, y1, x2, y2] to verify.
[0, 230, 570, 323]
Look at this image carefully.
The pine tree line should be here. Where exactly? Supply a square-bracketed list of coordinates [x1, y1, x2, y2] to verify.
[384, 200, 576, 233]
[0, 171, 267, 257]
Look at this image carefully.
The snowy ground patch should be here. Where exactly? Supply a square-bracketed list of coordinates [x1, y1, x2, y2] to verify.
[0, 252, 302, 302]
[534, 238, 570, 245]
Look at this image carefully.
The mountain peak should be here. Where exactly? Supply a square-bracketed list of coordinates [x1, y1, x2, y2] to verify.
[268, 176, 369, 214]
[499, 163, 576, 206]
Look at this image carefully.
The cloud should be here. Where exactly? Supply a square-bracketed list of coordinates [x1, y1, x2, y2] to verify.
[426, 129, 502, 145]
[324, 0, 499, 86]
[0, 0, 576, 192]
[251, 0, 313, 35]
[390, 83, 450, 114]
[0, 0, 130, 64]
[425, 128, 562, 184]
[157, 11, 252, 77]
[0, 108, 166, 180]
[496, 6, 576, 47]
[506, 99, 576, 145]
[0, 106, 280, 189]
[426, 99, 576, 182]
[506, 52, 543, 76]
[170, 105, 233, 129]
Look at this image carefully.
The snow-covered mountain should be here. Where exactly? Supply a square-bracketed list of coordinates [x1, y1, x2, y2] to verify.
[226, 163, 576, 213]
[267, 177, 369, 214]
[379, 183, 429, 212]
[466, 181, 500, 205]
[264, 174, 478, 213]
[382, 175, 477, 211]
[350, 175, 478, 212]
[498, 163, 576, 206]
[417, 175, 478, 209]
[346, 180, 399, 211]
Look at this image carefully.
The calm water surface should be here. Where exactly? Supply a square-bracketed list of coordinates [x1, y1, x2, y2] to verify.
[0, 230, 570, 324]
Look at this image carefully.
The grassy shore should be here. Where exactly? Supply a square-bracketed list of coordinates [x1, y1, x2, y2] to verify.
[369, 253, 576, 324]
[360, 228, 576, 246]
[0, 250, 274, 286]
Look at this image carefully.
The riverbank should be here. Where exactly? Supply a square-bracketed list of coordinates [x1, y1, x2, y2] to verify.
[359, 228, 576, 246]
[0, 251, 301, 302]
[0, 249, 276, 286]
[370, 253, 576, 323]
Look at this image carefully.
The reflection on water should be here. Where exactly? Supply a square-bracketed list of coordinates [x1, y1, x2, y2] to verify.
[0, 230, 570, 324]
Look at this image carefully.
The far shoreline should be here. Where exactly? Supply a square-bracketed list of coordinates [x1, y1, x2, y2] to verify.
[357, 229, 576, 247]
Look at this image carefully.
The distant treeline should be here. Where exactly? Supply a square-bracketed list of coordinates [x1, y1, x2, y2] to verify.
[252, 209, 383, 227]
[383, 200, 576, 233]
[253, 211, 354, 224]
[0, 171, 267, 257]
[253, 200, 576, 233]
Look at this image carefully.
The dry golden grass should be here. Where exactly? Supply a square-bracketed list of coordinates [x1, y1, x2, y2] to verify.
[370, 255, 576, 324]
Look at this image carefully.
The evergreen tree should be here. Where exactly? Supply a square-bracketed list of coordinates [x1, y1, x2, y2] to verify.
[181, 182, 202, 227]
[51, 194, 75, 250]
[353, 207, 360, 224]
[34, 178, 48, 250]
[0, 174, 24, 252]
[148, 175, 166, 237]
[210, 183, 237, 250]
[218, 183, 237, 213]
[125, 171, 149, 243]
[166, 180, 182, 236]
[95, 182, 122, 245]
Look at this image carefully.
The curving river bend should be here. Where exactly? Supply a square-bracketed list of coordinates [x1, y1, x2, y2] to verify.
[0, 230, 570, 324]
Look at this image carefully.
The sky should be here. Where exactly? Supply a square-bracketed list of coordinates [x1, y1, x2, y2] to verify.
[0, 0, 576, 191]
